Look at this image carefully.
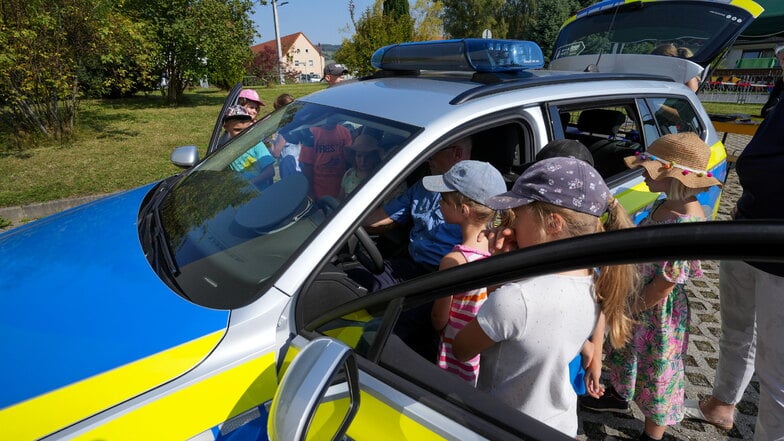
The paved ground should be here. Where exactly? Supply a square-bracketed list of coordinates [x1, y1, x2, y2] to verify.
[577, 133, 757, 441]
[1, 134, 759, 439]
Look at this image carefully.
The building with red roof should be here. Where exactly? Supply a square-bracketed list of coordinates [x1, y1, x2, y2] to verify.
[251, 32, 325, 82]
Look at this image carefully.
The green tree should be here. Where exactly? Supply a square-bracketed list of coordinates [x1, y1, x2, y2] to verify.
[441, 0, 508, 38]
[502, 0, 537, 41]
[120, 0, 256, 103]
[522, 0, 580, 61]
[384, 0, 413, 40]
[0, 0, 110, 140]
[335, 0, 414, 76]
[383, 0, 410, 19]
[79, 13, 161, 98]
[440, 0, 585, 60]
[193, 0, 257, 90]
[411, 0, 444, 40]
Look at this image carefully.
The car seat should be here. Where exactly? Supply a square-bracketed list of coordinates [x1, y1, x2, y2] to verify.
[576, 109, 641, 178]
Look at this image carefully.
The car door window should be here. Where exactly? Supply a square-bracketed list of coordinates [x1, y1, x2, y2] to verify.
[294, 118, 537, 327]
[555, 102, 643, 179]
[648, 96, 703, 136]
[302, 277, 576, 440]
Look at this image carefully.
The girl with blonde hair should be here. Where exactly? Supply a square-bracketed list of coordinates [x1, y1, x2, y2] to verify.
[582, 132, 722, 441]
[452, 157, 636, 437]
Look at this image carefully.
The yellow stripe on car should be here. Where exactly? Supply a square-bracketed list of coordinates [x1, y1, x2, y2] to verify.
[73, 352, 277, 440]
[346, 391, 447, 441]
[1, 331, 225, 441]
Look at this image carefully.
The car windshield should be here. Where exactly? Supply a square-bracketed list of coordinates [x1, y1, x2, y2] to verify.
[156, 101, 418, 309]
[553, 1, 754, 65]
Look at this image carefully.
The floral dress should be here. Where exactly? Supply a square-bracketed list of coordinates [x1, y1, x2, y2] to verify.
[605, 201, 703, 426]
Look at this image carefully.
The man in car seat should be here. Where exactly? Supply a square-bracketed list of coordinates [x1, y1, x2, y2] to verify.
[356, 137, 473, 361]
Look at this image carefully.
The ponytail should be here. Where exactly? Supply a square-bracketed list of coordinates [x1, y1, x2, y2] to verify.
[595, 198, 638, 348]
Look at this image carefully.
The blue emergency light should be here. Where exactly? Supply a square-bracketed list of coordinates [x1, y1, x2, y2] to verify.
[371, 39, 545, 73]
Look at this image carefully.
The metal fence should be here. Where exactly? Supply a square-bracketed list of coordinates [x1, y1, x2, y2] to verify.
[699, 68, 779, 104]
[699, 83, 772, 104]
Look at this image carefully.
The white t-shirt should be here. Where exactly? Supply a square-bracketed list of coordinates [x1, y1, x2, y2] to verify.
[476, 274, 599, 437]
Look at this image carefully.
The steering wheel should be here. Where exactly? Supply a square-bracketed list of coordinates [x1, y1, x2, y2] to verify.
[318, 196, 385, 274]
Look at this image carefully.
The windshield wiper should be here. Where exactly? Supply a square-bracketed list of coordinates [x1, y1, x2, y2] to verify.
[151, 206, 179, 277]
[139, 177, 182, 291]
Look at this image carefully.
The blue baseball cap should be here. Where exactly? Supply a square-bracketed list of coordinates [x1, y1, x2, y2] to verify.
[422, 160, 507, 205]
[485, 157, 610, 216]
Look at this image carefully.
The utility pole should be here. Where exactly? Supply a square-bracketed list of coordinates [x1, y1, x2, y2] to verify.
[271, 0, 286, 84]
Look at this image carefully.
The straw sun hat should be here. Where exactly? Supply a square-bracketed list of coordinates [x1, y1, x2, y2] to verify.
[624, 132, 722, 188]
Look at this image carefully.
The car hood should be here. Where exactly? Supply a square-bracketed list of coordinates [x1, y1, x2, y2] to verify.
[0, 185, 229, 413]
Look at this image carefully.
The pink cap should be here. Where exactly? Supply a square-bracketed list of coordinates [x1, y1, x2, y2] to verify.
[238, 89, 264, 105]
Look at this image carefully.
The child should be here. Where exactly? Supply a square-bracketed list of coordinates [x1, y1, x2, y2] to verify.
[273, 93, 294, 110]
[269, 93, 300, 178]
[340, 134, 383, 199]
[299, 116, 353, 199]
[421, 160, 508, 385]
[581, 132, 722, 441]
[219, 105, 275, 189]
[238, 89, 264, 120]
[516, 138, 607, 399]
[452, 157, 636, 437]
[216, 104, 253, 148]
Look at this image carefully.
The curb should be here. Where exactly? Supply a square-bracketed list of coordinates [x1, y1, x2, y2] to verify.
[0, 194, 111, 224]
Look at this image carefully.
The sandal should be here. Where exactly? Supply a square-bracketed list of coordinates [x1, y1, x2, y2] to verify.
[683, 399, 734, 430]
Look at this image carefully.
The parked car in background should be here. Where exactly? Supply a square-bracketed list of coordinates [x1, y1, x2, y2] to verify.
[297, 72, 321, 83]
[0, 0, 763, 439]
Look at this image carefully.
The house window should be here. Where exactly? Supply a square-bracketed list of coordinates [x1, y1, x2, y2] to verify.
[309, 60, 314, 66]
[305, 49, 309, 53]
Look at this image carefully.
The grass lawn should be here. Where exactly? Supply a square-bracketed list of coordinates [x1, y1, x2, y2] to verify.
[0, 83, 325, 208]
[701, 101, 765, 118]
[0, 86, 764, 209]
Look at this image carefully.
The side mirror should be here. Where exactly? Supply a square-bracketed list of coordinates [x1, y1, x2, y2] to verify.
[170, 145, 199, 168]
[268, 338, 360, 441]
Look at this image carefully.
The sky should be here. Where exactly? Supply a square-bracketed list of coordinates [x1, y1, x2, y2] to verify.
[251, 1, 378, 47]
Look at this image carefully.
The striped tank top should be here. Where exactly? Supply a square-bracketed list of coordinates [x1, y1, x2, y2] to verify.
[437, 244, 491, 385]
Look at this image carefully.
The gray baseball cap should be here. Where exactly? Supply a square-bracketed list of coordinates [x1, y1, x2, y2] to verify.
[422, 160, 507, 205]
[323, 63, 348, 77]
[485, 157, 610, 216]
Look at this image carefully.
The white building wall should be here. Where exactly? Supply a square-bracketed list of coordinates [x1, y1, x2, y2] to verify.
[285, 34, 325, 78]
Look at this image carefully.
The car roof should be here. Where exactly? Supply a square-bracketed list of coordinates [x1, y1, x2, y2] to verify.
[300, 70, 681, 127]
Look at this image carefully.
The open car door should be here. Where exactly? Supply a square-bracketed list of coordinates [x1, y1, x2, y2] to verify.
[207, 83, 243, 156]
[272, 221, 784, 440]
[550, 0, 764, 87]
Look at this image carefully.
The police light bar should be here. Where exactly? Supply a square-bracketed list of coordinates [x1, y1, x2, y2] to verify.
[371, 39, 545, 73]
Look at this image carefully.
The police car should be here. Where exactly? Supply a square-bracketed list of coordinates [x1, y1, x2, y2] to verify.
[0, 0, 769, 440]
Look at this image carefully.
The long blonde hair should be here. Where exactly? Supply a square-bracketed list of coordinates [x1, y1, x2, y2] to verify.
[519, 200, 638, 348]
